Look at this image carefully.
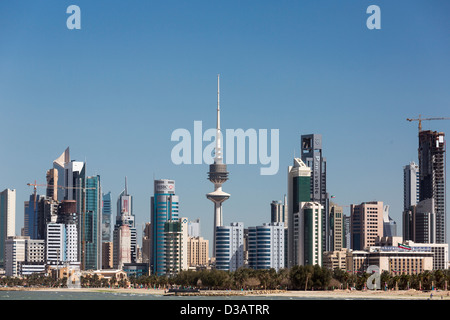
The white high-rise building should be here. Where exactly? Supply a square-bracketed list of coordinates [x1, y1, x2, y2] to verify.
[248, 222, 285, 271]
[287, 158, 311, 268]
[5, 236, 26, 277]
[293, 202, 323, 266]
[46, 223, 65, 264]
[46, 223, 78, 264]
[215, 222, 244, 272]
[0, 188, 16, 269]
[164, 217, 188, 276]
[66, 223, 78, 263]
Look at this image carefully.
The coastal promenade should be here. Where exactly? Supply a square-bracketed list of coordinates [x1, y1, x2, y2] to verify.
[1, 287, 448, 300]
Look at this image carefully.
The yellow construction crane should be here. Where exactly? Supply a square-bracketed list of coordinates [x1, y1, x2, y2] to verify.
[406, 115, 450, 131]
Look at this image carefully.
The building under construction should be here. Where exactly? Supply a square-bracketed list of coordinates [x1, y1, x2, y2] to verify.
[418, 130, 446, 244]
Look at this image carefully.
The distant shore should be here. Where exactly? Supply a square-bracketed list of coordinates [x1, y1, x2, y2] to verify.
[1, 287, 448, 300]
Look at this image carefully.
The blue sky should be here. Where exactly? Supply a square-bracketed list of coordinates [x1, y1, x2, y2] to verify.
[0, 1, 449, 248]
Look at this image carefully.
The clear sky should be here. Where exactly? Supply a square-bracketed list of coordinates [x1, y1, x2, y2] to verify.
[0, 1, 449, 250]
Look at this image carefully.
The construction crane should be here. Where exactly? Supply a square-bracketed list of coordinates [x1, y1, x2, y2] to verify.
[27, 181, 96, 190]
[406, 115, 450, 131]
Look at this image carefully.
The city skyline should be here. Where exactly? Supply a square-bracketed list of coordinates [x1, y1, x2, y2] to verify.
[0, 1, 449, 252]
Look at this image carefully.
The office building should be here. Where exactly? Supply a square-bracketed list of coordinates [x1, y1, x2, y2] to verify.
[46, 223, 66, 264]
[351, 201, 384, 250]
[248, 222, 285, 271]
[5, 236, 27, 277]
[188, 219, 201, 238]
[207, 75, 230, 259]
[113, 223, 131, 269]
[215, 222, 244, 272]
[404, 198, 436, 244]
[271, 196, 287, 225]
[102, 242, 113, 269]
[123, 263, 149, 278]
[343, 215, 351, 249]
[163, 217, 188, 276]
[301, 134, 330, 252]
[24, 192, 44, 240]
[292, 202, 323, 266]
[0, 188, 16, 269]
[375, 236, 448, 270]
[6, 236, 48, 277]
[323, 249, 348, 271]
[80, 175, 102, 270]
[113, 178, 137, 264]
[329, 202, 344, 251]
[142, 223, 151, 265]
[347, 248, 433, 276]
[287, 158, 311, 267]
[5, 236, 46, 277]
[383, 205, 397, 237]
[187, 236, 209, 268]
[150, 179, 178, 276]
[102, 192, 112, 242]
[404, 161, 420, 210]
[418, 130, 446, 243]
[52, 147, 85, 203]
[271, 197, 288, 267]
[46, 168, 59, 202]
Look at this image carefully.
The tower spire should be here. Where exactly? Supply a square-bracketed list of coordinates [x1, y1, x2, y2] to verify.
[207, 74, 230, 260]
[215, 74, 223, 164]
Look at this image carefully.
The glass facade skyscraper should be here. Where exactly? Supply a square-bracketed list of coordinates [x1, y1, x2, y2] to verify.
[81, 175, 102, 270]
[150, 179, 178, 276]
[102, 192, 112, 242]
[301, 134, 330, 253]
[287, 158, 311, 267]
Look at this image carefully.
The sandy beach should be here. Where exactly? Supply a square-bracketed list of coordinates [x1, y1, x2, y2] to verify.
[2, 287, 448, 300]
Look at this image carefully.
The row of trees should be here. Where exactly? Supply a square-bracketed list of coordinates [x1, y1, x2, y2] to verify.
[2, 266, 450, 291]
[128, 266, 450, 291]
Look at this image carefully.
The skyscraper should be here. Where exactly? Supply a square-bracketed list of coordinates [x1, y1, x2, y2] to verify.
[329, 202, 344, 251]
[350, 201, 384, 250]
[404, 198, 436, 244]
[270, 196, 287, 225]
[248, 222, 285, 271]
[207, 74, 230, 259]
[52, 147, 85, 202]
[102, 192, 112, 242]
[403, 161, 420, 211]
[287, 158, 311, 267]
[418, 130, 446, 243]
[150, 179, 178, 276]
[0, 189, 16, 268]
[46, 168, 58, 202]
[81, 175, 102, 270]
[164, 217, 188, 276]
[301, 134, 330, 252]
[215, 222, 244, 272]
[114, 178, 136, 263]
[382, 205, 397, 237]
[403, 161, 420, 241]
[292, 202, 323, 266]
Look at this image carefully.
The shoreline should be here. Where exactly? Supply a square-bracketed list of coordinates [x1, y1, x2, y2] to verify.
[1, 287, 448, 300]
